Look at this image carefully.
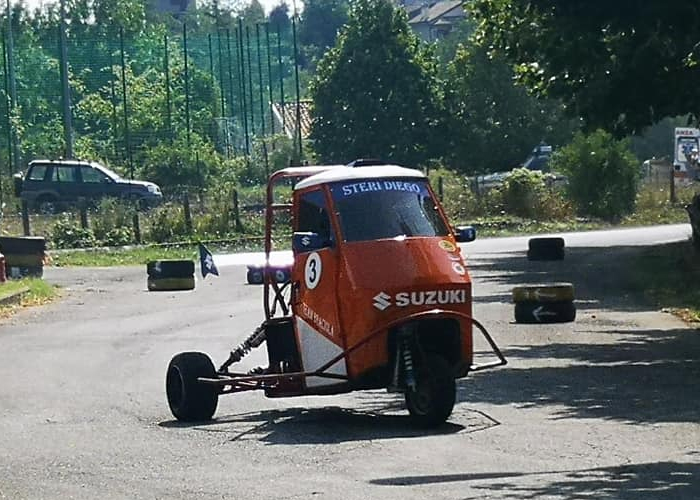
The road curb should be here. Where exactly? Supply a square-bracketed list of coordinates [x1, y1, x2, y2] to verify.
[0, 286, 29, 306]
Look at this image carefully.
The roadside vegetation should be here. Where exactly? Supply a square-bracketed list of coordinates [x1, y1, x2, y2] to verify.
[0, 278, 58, 317]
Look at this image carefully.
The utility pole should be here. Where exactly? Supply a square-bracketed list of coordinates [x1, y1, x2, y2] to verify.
[59, 0, 73, 158]
[5, 0, 18, 170]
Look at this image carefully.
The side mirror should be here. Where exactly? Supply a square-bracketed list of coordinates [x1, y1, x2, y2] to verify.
[292, 232, 331, 253]
[454, 225, 476, 243]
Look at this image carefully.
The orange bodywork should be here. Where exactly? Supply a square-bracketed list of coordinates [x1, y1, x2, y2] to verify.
[288, 178, 474, 384]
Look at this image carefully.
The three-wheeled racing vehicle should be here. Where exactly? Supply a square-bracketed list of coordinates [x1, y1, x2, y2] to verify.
[166, 160, 506, 427]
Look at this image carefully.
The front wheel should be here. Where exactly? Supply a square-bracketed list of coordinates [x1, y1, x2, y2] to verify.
[166, 352, 218, 422]
[405, 353, 456, 427]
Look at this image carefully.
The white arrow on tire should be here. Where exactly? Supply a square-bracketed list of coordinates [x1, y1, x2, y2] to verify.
[533, 306, 558, 322]
[534, 290, 559, 300]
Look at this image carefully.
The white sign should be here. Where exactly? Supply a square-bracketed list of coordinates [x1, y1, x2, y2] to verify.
[304, 252, 322, 289]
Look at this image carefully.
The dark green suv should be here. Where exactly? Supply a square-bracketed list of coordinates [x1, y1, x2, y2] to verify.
[14, 159, 163, 213]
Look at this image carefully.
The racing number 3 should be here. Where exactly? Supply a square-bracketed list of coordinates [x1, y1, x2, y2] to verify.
[304, 252, 322, 290]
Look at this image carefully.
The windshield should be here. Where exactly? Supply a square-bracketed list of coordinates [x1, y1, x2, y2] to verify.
[94, 163, 121, 180]
[329, 178, 449, 242]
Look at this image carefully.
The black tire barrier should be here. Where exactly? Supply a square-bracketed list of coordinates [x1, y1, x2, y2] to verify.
[147, 276, 195, 291]
[146, 259, 195, 279]
[3, 253, 45, 267]
[247, 267, 264, 285]
[527, 237, 565, 261]
[512, 283, 575, 303]
[6, 265, 43, 279]
[0, 236, 46, 254]
[246, 266, 290, 285]
[514, 300, 576, 324]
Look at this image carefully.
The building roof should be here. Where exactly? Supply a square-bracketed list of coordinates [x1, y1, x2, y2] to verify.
[271, 100, 313, 140]
[408, 0, 463, 25]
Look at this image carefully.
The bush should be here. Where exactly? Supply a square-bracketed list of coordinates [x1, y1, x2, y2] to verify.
[144, 203, 189, 243]
[91, 198, 137, 244]
[51, 218, 97, 249]
[498, 168, 572, 220]
[550, 130, 640, 221]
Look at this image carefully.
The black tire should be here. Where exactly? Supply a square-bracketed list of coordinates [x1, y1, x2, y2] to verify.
[0, 236, 47, 254]
[405, 353, 456, 428]
[35, 195, 59, 215]
[166, 352, 218, 422]
[527, 237, 565, 261]
[273, 267, 291, 283]
[512, 283, 575, 303]
[247, 267, 264, 285]
[514, 300, 576, 324]
[147, 276, 195, 291]
[6, 265, 43, 279]
[147, 259, 195, 279]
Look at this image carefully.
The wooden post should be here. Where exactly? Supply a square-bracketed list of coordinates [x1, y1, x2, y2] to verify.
[183, 191, 193, 234]
[132, 212, 141, 244]
[79, 199, 88, 229]
[438, 176, 444, 202]
[670, 165, 677, 204]
[232, 188, 243, 231]
[21, 199, 30, 236]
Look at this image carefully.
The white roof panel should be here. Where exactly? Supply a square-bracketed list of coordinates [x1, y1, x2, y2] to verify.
[294, 165, 426, 190]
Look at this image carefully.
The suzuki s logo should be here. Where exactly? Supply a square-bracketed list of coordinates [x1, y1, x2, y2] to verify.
[373, 289, 468, 311]
[373, 292, 392, 311]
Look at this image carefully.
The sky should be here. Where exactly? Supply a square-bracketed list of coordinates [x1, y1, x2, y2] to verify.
[15, 0, 299, 16]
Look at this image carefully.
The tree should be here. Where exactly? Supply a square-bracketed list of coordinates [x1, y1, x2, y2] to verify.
[268, 1, 291, 33]
[298, 0, 349, 67]
[443, 43, 577, 174]
[469, 1, 700, 136]
[310, 0, 442, 166]
[549, 129, 640, 221]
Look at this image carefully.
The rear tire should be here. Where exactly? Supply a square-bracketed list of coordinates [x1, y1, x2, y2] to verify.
[166, 352, 218, 422]
[35, 195, 58, 215]
[405, 353, 456, 428]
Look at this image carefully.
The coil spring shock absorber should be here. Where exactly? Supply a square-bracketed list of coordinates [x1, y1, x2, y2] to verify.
[219, 323, 267, 372]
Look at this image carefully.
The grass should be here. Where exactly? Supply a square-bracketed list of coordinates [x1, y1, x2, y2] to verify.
[629, 241, 700, 322]
[0, 277, 59, 318]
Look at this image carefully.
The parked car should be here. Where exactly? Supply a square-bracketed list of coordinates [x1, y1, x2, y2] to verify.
[14, 159, 162, 213]
[472, 143, 566, 191]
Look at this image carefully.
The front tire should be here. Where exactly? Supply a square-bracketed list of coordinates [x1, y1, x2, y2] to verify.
[405, 353, 456, 427]
[166, 352, 218, 422]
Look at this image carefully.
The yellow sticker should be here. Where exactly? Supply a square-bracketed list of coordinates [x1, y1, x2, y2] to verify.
[439, 240, 457, 252]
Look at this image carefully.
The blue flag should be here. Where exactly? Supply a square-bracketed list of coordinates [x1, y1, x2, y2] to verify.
[198, 243, 219, 278]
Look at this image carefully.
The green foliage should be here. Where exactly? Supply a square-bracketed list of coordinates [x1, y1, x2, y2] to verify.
[469, 1, 700, 135]
[550, 130, 641, 220]
[298, 0, 349, 68]
[51, 217, 98, 249]
[91, 198, 137, 245]
[498, 168, 571, 220]
[443, 43, 578, 175]
[144, 203, 189, 242]
[310, 0, 442, 166]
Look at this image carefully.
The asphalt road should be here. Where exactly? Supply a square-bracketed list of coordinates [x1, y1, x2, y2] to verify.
[0, 224, 698, 500]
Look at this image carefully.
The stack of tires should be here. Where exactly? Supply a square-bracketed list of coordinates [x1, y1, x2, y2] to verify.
[0, 236, 47, 279]
[527, 237, 565, 261]
[246, 265, 291, 285]
[147, 260, 195, 291]
[512, 283, 576, 324]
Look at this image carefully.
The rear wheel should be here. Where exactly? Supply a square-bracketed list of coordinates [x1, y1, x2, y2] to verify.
[405, 353, 456, 427]
[35, 195, 58, 215]
[166, 352, 218, 422]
